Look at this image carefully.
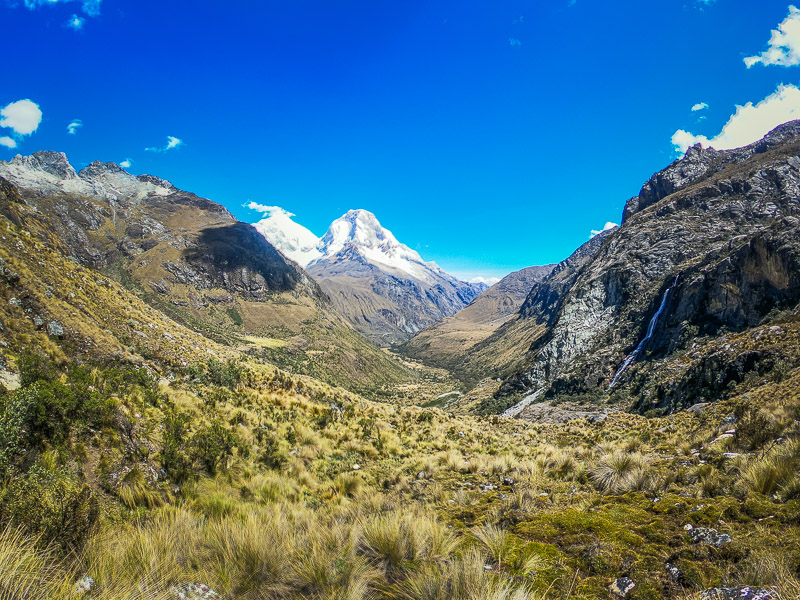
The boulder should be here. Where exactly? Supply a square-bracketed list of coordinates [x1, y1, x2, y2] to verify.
[687, 525, 732, 547]
[609, 576, 635, 598]
[699, 587, 777, 600]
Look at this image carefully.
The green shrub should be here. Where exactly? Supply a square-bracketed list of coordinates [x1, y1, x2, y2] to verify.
[160, 411, 193, 483]
[205, 359, 244, 389]
[192, 419, 238, 476]
[0, 463, 98, 552]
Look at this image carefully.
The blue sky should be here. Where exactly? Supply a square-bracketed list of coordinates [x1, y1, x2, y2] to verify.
[2, 0, 800, 281]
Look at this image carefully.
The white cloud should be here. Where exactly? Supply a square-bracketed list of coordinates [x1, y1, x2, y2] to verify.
[81, 0, 100, 16]
[0, 137, 17, 149]
[509, 37, 522, 47]
[691, 102, 709, 112]
[0, 99, 43, 136]
[145, 136, 184, 153]
[745, 5, 800, 68]
[120, 159, 132, 168]
[248, 202, 295, 218]
[66, 13, 84, 30]
[22, 0, 101, 15]
[671, 84, 800, 154]
[66, 119, 82, 135]
[470, 276, 501, 286]
[591, 222, 618, 237]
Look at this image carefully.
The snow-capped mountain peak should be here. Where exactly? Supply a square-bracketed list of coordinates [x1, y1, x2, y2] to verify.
[250, 203, 322, 266]
[317, 209, 440, 282]
[251, 206, 487, 344]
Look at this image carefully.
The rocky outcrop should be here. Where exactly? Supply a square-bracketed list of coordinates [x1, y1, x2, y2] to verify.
[0, 152, 316, 298]
[624, 120, 800, 222]
[497, 122, 800, 414]
[686, 525, 732, 547]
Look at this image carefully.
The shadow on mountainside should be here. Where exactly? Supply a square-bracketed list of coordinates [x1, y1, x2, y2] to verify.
[184, 222, 302, 293]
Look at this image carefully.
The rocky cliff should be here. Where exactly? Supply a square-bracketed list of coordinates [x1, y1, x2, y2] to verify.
[497, 121, 800, 415]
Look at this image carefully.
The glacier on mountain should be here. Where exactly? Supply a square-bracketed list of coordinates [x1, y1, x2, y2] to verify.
[250, 203, 322, 266]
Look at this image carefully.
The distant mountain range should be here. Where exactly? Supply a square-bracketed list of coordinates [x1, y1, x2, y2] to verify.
[6, 121, 800, 423]
[254, 207, 485, 345]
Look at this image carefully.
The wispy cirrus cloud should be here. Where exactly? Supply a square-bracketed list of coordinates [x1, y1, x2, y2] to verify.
[67, 119, 83, 135]
[66, 13, 84, 30]
[145, 136, 184, 153]
[745, 5, 800, 68]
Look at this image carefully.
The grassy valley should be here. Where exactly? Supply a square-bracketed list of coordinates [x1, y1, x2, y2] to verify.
[1, 165, 799, 599]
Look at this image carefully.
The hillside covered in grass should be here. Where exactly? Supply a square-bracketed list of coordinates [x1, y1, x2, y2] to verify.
[1, 156, 800, 599]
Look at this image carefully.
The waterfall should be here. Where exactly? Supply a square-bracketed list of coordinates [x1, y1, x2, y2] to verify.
[608, 275, 679, 390]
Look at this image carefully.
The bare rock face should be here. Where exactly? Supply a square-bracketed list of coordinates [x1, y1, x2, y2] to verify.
[624, 120, 800, 222]
[497, 121, 800, 414]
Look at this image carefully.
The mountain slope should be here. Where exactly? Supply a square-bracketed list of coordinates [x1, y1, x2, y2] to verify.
[399, 264, 554, 374]
[495, 121, 800, 417]
[0, 154, 427, 397]
[398, 230, 617, 406]
[257, 208, 485, 345]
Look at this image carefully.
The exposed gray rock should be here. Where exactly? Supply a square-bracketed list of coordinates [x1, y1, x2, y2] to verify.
[169, 582, 221, 600]
[46, 320, 64, 337]
[687, 525, 732, 547]
[665, 562, 681, 582]
[699, 587, 778, 600]
[74, 574, 94, 595]
[609, 576, 635, 598]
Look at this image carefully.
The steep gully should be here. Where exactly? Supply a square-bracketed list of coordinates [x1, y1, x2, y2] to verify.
[501, 275, 680, 418]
